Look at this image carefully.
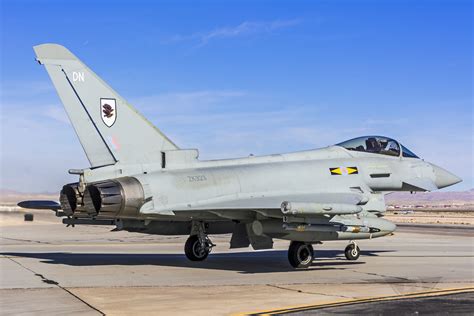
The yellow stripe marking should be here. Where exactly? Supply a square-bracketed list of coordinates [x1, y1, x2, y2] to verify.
[346, 167, 358, 174]
[238, 286, 474, 315]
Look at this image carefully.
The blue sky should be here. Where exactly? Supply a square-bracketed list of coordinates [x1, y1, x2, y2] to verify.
[1, 0, 472, 192]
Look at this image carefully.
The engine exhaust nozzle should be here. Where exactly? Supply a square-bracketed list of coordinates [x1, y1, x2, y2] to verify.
[59, 183, 80, 216]
[83, 177, 144, 218]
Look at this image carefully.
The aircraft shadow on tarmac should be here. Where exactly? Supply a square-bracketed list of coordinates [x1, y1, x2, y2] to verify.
[2, 250, 394, 273]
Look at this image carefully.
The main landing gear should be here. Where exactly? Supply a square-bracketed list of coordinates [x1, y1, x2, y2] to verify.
[288, 241, 314, 268]
[344, 241, 360, 261]
[184, 221, 215, 261]
[287, 241, 361, 268]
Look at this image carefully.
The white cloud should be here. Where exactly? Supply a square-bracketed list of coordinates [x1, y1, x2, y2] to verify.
[0, 80, 54, 98]
[44, 106, 70, 124]
[1, 87, 472, 192]
[131, 91, 363, 159]
[132, 90, 247, 113]
[1, 102, 88, 193]
[169, 19, 301, 46]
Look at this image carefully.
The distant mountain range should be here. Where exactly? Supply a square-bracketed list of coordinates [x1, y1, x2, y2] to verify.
[0, 189, 58, 204]
[385, 189, 473, 205]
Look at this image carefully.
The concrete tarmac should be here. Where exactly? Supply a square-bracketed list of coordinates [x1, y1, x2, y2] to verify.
[272, 291, 474, 315]
[1, 211, 473, 315]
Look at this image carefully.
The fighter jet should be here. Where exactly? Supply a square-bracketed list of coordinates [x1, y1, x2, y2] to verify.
[18, 44, 462, 268]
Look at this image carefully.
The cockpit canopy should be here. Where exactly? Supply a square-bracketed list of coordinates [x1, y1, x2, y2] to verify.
[336, 136, 419, 158]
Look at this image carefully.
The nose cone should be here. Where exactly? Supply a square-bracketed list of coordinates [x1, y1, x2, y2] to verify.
[431, 164, 462, 189]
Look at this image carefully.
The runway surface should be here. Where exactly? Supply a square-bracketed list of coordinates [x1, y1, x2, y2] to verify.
[263, 290, 474, 315]
[1, 211, 473, 315]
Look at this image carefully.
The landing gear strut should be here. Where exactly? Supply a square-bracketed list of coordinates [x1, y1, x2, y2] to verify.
[344, 241, 360, 260]
[288, 241, 314, 268]
[184, 221, 215, 261]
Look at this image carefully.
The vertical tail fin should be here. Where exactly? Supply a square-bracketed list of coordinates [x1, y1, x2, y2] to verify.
[33, 43, 178, 167]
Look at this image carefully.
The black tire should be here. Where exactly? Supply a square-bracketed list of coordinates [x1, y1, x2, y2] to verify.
[288, 241, 314, 268]
[344, 244, 360, 260]
[184, 235, 209, 261]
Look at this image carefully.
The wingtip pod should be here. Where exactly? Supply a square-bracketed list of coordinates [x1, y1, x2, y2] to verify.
[33, 43, 78, 64]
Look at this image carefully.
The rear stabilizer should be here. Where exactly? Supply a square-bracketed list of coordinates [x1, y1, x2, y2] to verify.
[34, 43, 178, 167]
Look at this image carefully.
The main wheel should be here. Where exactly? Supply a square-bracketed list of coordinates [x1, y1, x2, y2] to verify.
[185, 235, 209, 261]
[288, 241, 314, 268]
[344, 244, 360, 260]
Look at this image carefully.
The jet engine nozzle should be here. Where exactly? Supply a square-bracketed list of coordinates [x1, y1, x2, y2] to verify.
[83, 177, 145, 218]
[59, 182, 81, 216]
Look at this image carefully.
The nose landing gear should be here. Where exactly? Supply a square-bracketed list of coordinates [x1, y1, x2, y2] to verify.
[344, 241, 360, 260]
[288, 241, 314, 268]
[185, 235, 214, 261]
[184, 221, 215, 262]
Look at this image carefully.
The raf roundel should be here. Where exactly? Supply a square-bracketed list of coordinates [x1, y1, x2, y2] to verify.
[100, 98, 117, 127]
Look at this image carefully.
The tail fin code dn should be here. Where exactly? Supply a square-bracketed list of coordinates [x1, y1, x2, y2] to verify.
[33, 43, 178, 167]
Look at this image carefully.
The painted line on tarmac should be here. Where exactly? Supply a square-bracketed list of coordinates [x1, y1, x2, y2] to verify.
[240, 286, 474, 315]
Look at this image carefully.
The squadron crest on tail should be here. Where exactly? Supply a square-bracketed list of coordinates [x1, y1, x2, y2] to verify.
[100, 98, 116, 127]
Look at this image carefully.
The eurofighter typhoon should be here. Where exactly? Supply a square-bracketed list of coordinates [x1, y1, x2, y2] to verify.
[19, 44, 462, 268]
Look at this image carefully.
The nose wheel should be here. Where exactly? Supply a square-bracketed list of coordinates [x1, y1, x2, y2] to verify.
[185, 221, 215, 261]
[185, 235, 213, 261]
[288, 241, 314, 268]
[344, 241, 360, 260]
